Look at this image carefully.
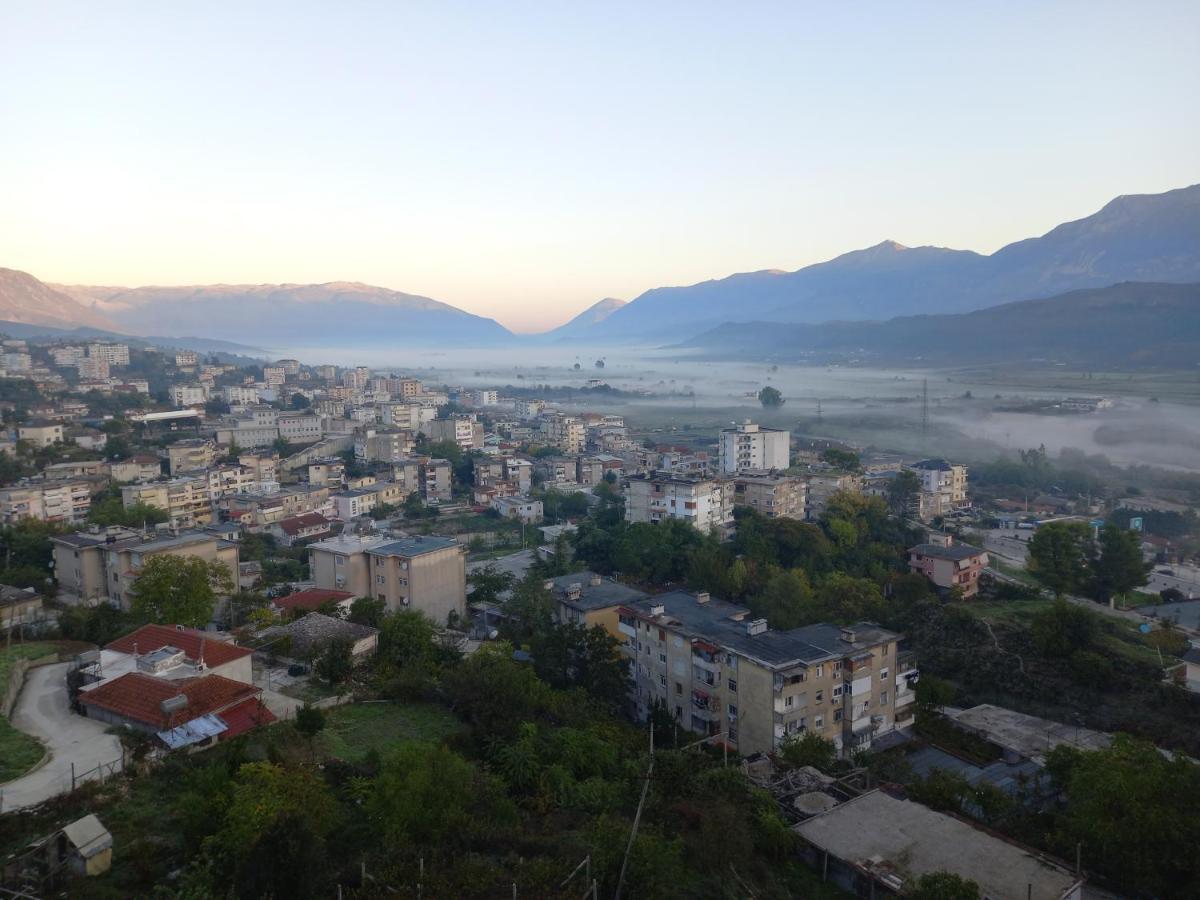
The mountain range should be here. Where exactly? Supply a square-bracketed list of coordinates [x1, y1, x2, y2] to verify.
[677, 281, 1200, 368]
[1, 183, 1197, 356]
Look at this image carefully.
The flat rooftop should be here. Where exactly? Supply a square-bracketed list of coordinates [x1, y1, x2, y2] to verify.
[947, 704, 1111, 763]
[367, 535, 460, 558]
[909, 542, 987, 561]
[548, 572, 648, 612]
[794, 789, 1081, 899]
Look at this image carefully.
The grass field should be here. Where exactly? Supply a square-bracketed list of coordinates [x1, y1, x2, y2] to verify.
[0, 715, 44, 782]
[0, 642, 59, 698]
[318, 701, 463, 762]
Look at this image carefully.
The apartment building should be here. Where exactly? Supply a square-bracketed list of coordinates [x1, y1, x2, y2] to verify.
[908, 533, 989, 599]
[505, 457, 533, 493]
[365, 536, 466, 623]
[307, 458, 345, 488]
[427, 416, 484, 451]
[214, 406, 279, 448]
[309, 533, 391, 597]
[167, 438, 217, 474]
[17, 420, 63, 447]
[52, 527, 239, 609]
[546, 571, 648, 638]
[420, 458, 453, 502]
[492, 496, 543, 524]
[77, 357, 110, 381]
[539, 413, 585, 454]
[515, 398, 544, 420]
[906, 458, 969, 521]
[52, 346, 85, 367]
[110, 455, 163, 483]
[237, 451, 278, 485]
[806, 472, 864, 520]
[624, 473, 733, 532]
[0, 480, 91, 525]
[718, 420, 791, 474]
[171, 384, 208, 407]
[219, 484, 331, 527]
[223, 385, 261, 406]
[380, 401, 434, 431]
[732, 472, 807, 520]
[122, 477, 214, 527]
[278, 413, 322, 443]
[262, 366, 287, 387]
[87, 342, 130, 366]
[174, 350, 199, 368]
[355, 426, 415, 462]
[396, 378, 422, 399]
[618, 590, 915, 757]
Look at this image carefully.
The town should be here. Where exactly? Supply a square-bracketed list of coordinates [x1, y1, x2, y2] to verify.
[0, 339, 1196, 899]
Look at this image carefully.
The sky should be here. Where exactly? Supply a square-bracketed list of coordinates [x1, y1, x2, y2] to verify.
[2, 2, 1197, 333]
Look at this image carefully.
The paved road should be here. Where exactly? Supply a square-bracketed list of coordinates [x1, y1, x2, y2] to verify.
[0, 662, 122, 812]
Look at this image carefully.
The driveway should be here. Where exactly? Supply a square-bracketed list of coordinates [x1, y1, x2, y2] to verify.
[0, 662, 123, 812]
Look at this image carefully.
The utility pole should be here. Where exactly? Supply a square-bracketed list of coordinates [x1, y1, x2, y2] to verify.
[816, 399, 822, 425]
[921, 379, 929, 438]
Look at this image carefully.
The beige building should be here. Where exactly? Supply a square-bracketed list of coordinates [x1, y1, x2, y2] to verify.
[309, 533, 393, 597]
[908, 533, 989, 599]
[732, 472, 807, 519]
[806, 472, 863, 520]
[167, 438, 217, 474]
[0, 480, 91, 524]
[427, 416, 484, 451]
[624, 473, 732, 532]
[122, 477, 213, 527]
[52, 527, 239, 610]
[18, 420, 64, 447]
[546, 571, 648, 639]
[539, 413, 585, 454]
[906, 458, 970, 521]
[365, 536, 466, 624]
[619, 590, 915, 757]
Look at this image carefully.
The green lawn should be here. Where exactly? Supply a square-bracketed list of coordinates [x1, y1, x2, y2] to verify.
[278, 677, 343, 704]
[0, 715, 44, 782]
[318, 702, 463, 762]
[0, 642, 59, 698]
[969, 597, 1054, 626]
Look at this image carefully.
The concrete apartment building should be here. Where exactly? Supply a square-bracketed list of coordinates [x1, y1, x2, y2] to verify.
[174, 350, 199, 368]
[17, 420, 64, 447]
[546, 571, 649, 638]
[87, 342, 130, 366]
[624, 473, 733, 532]
[77, 357, 110, 380]
[419, 458, 453, 502]
[110, 455, 163, 483]
[906, 458, 969, 521]
[167, 439, 217, 474]
[355, 426, 415, 463]
[365, 536, 466, 623]
[309, 533, 466, 624]
[122, 477, 214, 527]
[732, 472, 807, 519]
[618, 590, 916, 757]
[908, 533, 989, 599]
[718, 420, 791, 474]
[540, 413, 586, 454]
[806, 472, 864, 520]
[0, 480, 91, 525]
[427, 416, 484, 451]
[52, 527, 240, 609]
[171, 384, 208, 407]
[278, 413, 322, 443]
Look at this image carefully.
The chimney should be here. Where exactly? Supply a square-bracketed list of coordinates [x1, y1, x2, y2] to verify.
[567, 583, 583, 601]
[841, 627, 858, 644]
[695, 591, 710, 604]
[649, 603, 665, 617]
[745, 618, 768, 636]
[543, 579, 555, 591]
[589, 574, 602, 587]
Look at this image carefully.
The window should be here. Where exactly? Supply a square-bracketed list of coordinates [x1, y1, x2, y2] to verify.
[335, 556, 344, 566]
[728, 678, 737, 693]
[814, 715, 824, 729]
[675, 682, 682, 695]
[376, 574, 386, 584]
[784, 695, 794, 709]
[880, 668, 889, 682]
[880, 691, 888, 705]
[659, 653, 667, 664]
[728, 726, 738, 742]
[675, 705, 683, 719]
[728, 704, 738, 720]
[814, 664, 823, 678]
[834, 708, 843, 722]
[832, 685, 843, 698]
[815, 690, 824, 703]
[658, 674, 666, 687]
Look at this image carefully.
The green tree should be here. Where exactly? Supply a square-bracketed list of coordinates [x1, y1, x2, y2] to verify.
[1089, 523, 1151, 607]
[128, 555, 233, 627]
[215, 761, 338, 861]
[295, 702, 326, 740]
[908, 871, 981, 900]
[748, 570, 816, 630]
[1030, 598, 1097, 657]
[347, 595, 386, 628]
[758, 385, 784, 408]
[290, 392, 311, 410]
[468, 563, 517, 606]
[778, 731, 837, 772]
[503, 570, 555, 646]
[1027, 521, 1092, 598]
[820, 448, 860, 472]
[314, 636, 354, 687]
[87, 497, 168, 528]
[886, 468, 921, 516]
[529, 623, 628, 711]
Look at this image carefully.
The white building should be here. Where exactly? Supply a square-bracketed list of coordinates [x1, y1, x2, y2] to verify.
[624, 473, 732, 532]
[718, 420, 790, 474]
[171, 384, 209, 407]
[87, 343, 130, 366]
[905, 458, 969, 521]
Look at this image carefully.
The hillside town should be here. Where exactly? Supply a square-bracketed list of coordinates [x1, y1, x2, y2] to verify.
[0, 341, 1197, 899]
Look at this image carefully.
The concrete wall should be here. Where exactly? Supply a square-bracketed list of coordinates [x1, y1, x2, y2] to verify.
[1, 653, 59, 717]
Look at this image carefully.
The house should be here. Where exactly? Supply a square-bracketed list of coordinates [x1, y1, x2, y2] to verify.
[546, 571, 648, 639]
[0, 584, 44, 629]
[78, 671, 274, 747]
[98, 623, 255, 685]
[619, 591, 916, 757]
[271, 612, 379, 660]
[908, 533, 989, 599]
[539, 413, 586, 454]
[17, 419, 64, 447]
[793, 789, 1084, 900]
[270, 512, 336, 546]
[271, 588, 355, 618]
[718, 420, 790, 473]
[492, 496, 543, 524]
[624, 472, 733, 532]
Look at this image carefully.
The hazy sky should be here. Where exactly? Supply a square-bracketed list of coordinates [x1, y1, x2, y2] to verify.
[2, 2, 1197, 332]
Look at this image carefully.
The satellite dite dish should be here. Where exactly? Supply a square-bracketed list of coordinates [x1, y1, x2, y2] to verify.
[1139, 623, 1152, 634]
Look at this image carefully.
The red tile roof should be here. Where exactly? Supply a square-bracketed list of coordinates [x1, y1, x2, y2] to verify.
[218, 697, 277, 738]
[79, 672, 260, 729]
[276, 512, 333, 536]
[106, 623, 252, 668]
[272, 588, 354, 613]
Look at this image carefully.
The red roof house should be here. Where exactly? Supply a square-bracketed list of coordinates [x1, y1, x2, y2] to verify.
[271, 588, 355, 617]
[105, 623, 254, 683]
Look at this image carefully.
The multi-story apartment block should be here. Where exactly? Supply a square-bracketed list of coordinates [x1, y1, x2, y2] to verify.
[540, 413, 585, 454]
[396, 378, 422, 400]
[0, 480, 91, 525]
[237, 451, 278, 485]
[515, 398, 544, 420]
[364, 536, 466, 623]
[167, 438, 217, 475]
[87, 342, 130, 366]
[309, 534, 391, 597]
[806, 472, 864, 520]
[732, 472, 807, 519]
[342, 366, 371, 391]
[427, 416, 484, 451]
[546, 571, 648, 638]
[171, 384, 208, 407]
[110, 455, 163, 483]
[505, 457, 533, 493]
[618, 590, 915, 757]
[906, 458, 969, 521]
[262, 366, 287, 387]
[624, 473, 732, 532]
[355, 426, 416, 463]
[219, 484, 332, 527]
[52, 346, 85, 367]
[278, 413, 322, 443]
[17, 420, 63, 447]
[52, 527, 239, 609]
[223, 385, 261, 406]
[908, 533, 989, 599]
[174, 350, 199, 368]
[470, 389, 499, 406]
[718, 420, 790, 474]
[274, 358, 301, 376]
[122, 477, 215, 527]
[214, 406, 279, 448]
[307, 458, 345, 488]
[420, 458, 453, 502]
[77, 357, 110, 380]
[380, 401, 434, 431]
[3, 351, 32, 372]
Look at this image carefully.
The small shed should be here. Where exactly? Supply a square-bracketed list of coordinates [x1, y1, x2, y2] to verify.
[59, 814, 113, 877]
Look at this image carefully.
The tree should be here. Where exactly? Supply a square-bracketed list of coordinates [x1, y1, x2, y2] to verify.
[468, 563, 516, 606]
[215, 761, 337, 862]
[88, 497, 168, 527]
[1030, 599, 1097, 658]
[1027, 521, 1092, 598]
[1089, 523, 1151, 607]
[748, 570, 816, 630]
[290, 392, 311, 410]
[886, 468, 921, 516]
[295, 702, 326, 740]
[128, 555, 233, 627]
[778, 732, 837, 772]
[314, 636, 354, 687]
[820, 447, 860, 472]
[347, 595, 386, 628]
[758, 385, 784, 408]
[503, 571, 555, 645]
[908, 872, 981, 900]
